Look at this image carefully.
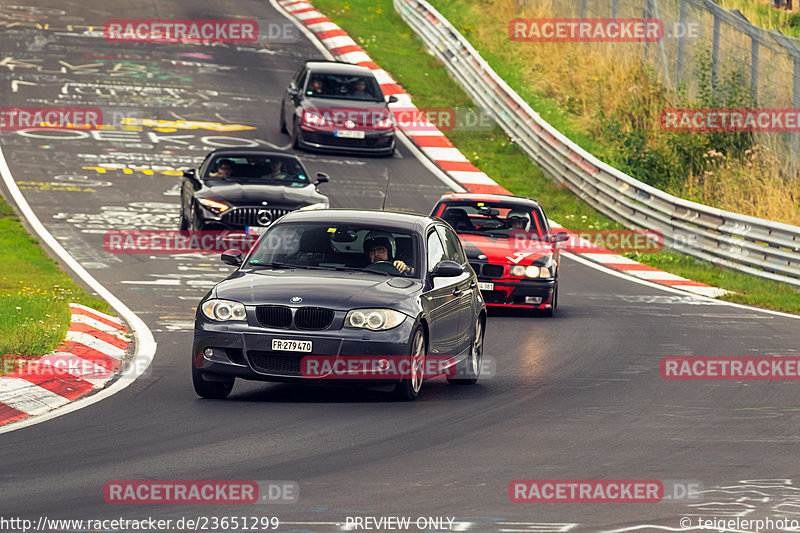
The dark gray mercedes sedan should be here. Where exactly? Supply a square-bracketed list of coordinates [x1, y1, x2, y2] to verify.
[191, 209, 486, 401]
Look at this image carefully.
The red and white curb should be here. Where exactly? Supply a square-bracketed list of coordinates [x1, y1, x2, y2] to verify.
[0, 303, 130, 427]
[276, 0, 727, 298]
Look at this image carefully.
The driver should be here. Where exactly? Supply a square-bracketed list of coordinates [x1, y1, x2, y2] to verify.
[209, 159, 234, 178]
[364, 231, 414, 275]
[506, 210, 531, 230]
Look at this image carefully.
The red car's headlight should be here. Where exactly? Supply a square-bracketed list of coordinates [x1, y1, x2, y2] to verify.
[303, 111, 327, 127]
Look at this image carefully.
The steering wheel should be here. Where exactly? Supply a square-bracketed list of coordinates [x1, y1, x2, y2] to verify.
[261, 173, 289, 180]
[365, 260, 401, 274]
[479, 219, 505, 229]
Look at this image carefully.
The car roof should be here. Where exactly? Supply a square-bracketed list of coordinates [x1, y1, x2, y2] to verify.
[279, 209, 438, 232]
[304, 60, 375, 77]
[204, 148, 302, 161]
[437, 192, 541, 208]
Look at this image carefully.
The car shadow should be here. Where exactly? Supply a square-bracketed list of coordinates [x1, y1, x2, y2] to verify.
[223, 377, 487, 403]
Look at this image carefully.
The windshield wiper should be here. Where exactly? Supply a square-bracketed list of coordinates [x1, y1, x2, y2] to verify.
[331, 266, 390, 276]
[248, 261, 302, 270]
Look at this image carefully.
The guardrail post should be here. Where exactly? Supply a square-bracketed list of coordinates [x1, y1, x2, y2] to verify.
[642, 0, 651, 60]
[651, 0, 671, 87]
[712, 11, 721, 91]
[676, 0, 687, 86]
[793, 57, 800, 179]
[750, 35, 759, 104]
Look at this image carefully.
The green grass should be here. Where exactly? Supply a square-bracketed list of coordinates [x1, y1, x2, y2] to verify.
[0, 194, 111, 370]
[312, 0, 800, 314]
[715, 0, 800, 38]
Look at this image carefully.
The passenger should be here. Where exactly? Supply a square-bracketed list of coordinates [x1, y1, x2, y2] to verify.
[350, 79, 370, 99]
[265, 159, 286, 179]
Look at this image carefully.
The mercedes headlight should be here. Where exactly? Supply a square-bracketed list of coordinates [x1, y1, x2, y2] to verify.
[198, 198, 230, 213]
[201, 299, 247, 322]
[345, 309, 407, 331]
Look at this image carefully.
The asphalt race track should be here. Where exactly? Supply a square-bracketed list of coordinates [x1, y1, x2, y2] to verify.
[1, 2, 799, 532]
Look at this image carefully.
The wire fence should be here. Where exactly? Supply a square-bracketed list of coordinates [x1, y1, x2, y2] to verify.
[523, 0, 799, 174]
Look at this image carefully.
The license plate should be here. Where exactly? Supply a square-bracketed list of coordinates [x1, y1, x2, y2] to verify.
[478, 282, 495, 291]
[334, 130, 365, 139]
[272, 339, 312, 352]
[246, 226, 268, 235]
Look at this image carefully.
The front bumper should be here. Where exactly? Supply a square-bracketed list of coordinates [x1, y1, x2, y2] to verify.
[192, 313, 415, 384]
[479, 277, 556, 309]
[196, 206, 295, 232]
[297, 126, 395, 155]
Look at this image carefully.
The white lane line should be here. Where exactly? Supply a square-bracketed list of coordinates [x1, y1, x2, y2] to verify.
[564, 252, 800, 320]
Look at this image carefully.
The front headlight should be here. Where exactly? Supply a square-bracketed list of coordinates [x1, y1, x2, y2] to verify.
[201, 299, 247, 322]
[510, 265, 553, 278]
[303, 111, 327, 127]
[198, 198, 230, 213]
[299, 202, 328, 211]
[345, 309, 407, 331]
[375, 116, 394, 129]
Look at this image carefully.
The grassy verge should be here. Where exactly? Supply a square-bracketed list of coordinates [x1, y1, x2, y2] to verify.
[0, 193, 111, 371]
[715, 0, 800, 37]
[311, 0, 800, 314]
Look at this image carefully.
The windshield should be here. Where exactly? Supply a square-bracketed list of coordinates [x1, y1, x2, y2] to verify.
[305, 73, 384, 101]
[205, 155, 310, 187]
[435, 201, 548, 239]
[247, 223, 419, 277]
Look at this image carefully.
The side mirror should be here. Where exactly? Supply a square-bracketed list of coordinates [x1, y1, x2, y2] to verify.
[315, 172, 329, 184]
[387, 95, 398, 104]
[221, 249, 243, 266]
[551, 232, 570, 243]
[182, 168, 201, 186]
[430, 260, 463, 278]
[288, 87, 299, 97]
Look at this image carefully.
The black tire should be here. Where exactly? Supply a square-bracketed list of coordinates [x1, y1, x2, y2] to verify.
[542, 284, 558, 317]
[291, 121, 300, 149]
[448, 315, 483, 385]
[279, 106, 288, 134]
[192, 362, 234, 399]
[393, 325, 426, 401]
[179, 203, 190, 231]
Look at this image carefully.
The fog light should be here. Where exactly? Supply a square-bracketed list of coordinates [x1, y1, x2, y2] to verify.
[378, 359, 390, 370]
[525, 296, 542, 304]
[203, 348, 214, 359]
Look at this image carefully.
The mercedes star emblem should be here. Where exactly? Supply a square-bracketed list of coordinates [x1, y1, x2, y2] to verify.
[256, 209, 272, 226]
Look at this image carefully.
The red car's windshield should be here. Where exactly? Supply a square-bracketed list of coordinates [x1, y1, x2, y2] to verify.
[434, 201, 547, 240]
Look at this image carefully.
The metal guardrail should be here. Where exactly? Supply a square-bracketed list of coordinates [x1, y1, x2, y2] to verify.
[394, 0, 800, 287]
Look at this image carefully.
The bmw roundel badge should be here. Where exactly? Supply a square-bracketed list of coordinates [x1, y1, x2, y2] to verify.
[290, 296, 302, 303]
